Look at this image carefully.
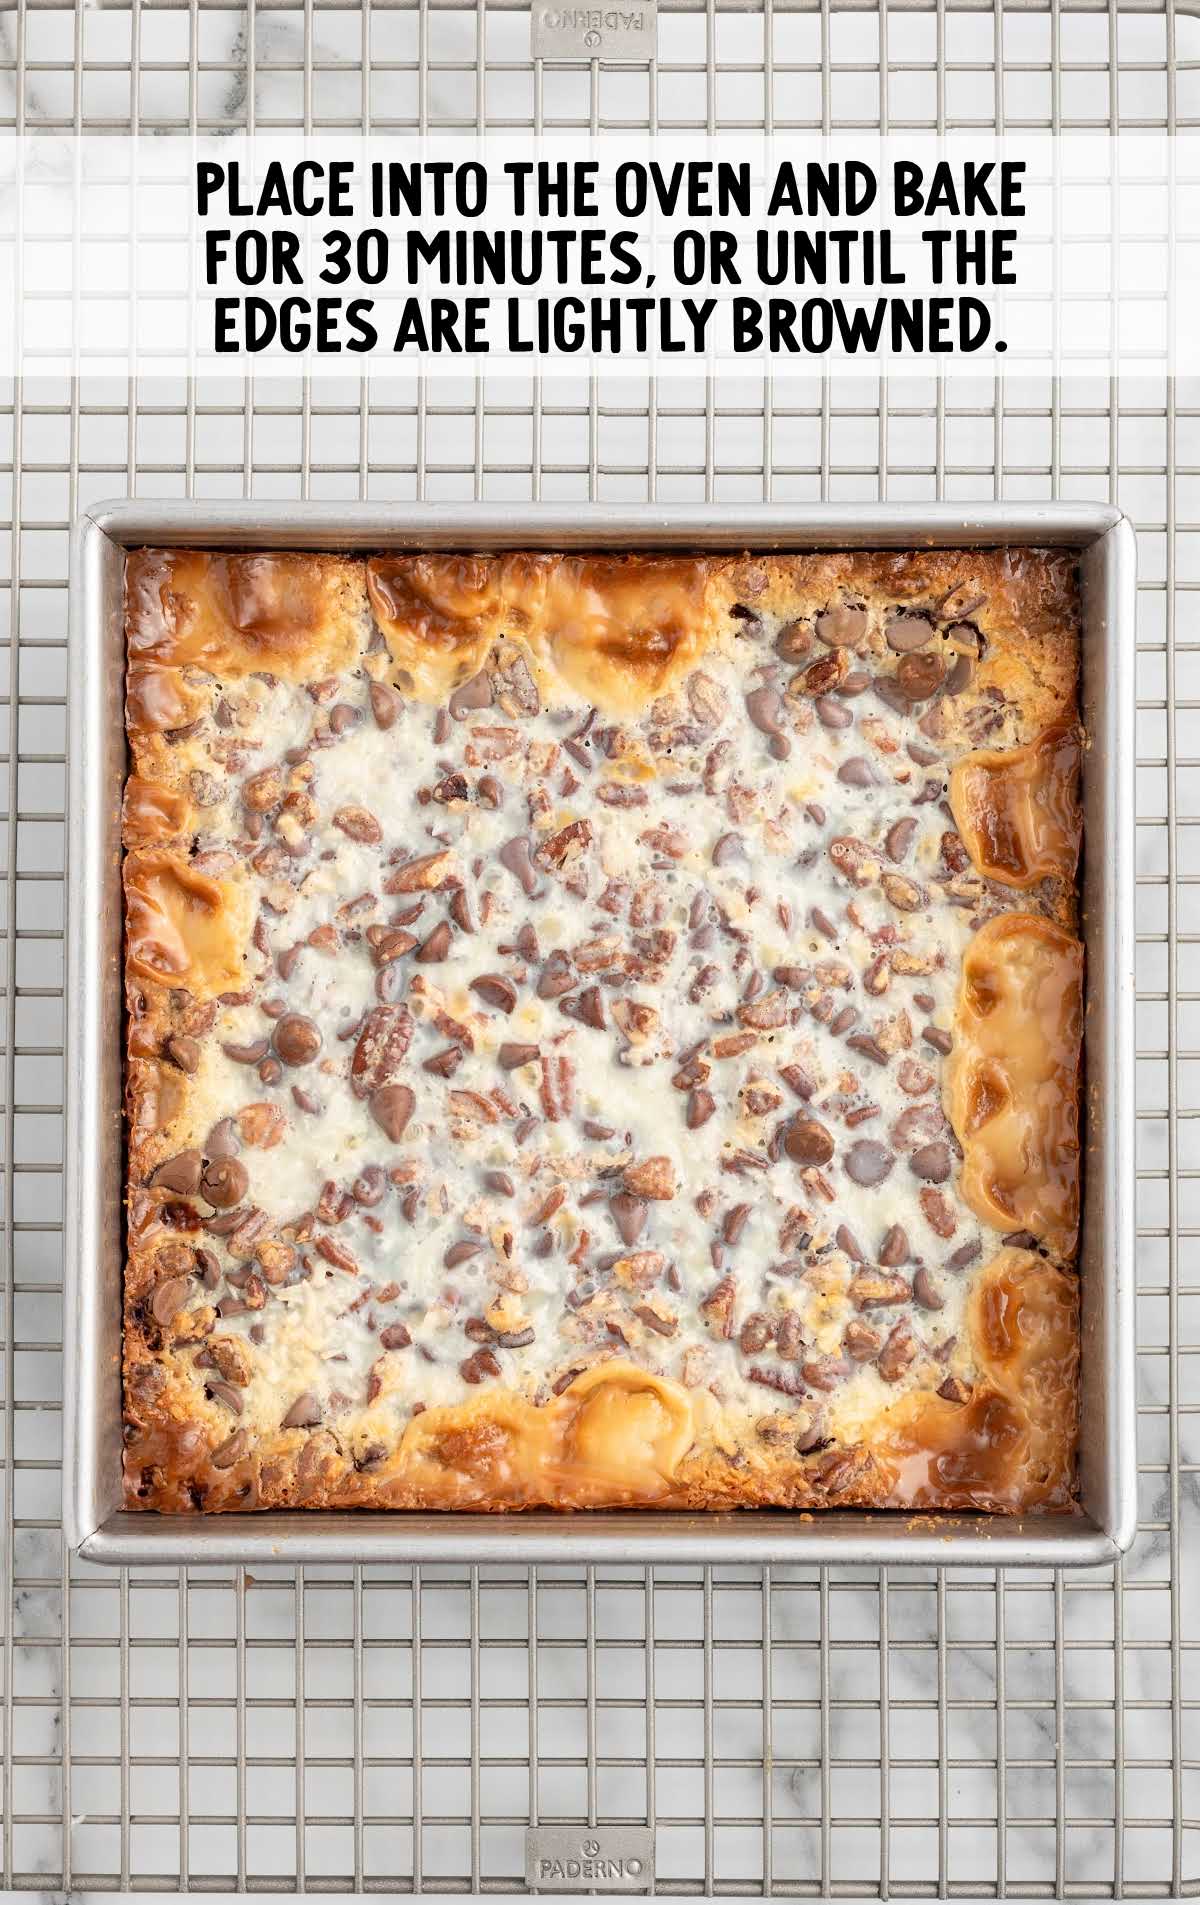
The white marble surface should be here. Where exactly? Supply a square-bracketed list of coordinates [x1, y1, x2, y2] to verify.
[1, 3, 1197, 1896]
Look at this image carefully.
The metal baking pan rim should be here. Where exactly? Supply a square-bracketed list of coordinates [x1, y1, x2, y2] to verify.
[63, 500, 1137, 1567]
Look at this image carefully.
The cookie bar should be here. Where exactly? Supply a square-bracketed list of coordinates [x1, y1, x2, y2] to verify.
[121, 546, 1083, 1513]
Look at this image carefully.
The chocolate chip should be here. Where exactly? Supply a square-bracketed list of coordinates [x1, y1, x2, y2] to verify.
[329, 703, 362, 735]
[371, 1084, 415, 1141]
[843, 1140, 894, 1187]
[200, 1157, 249, 1210]
[944, 653, 975, 696]
[744, 684, 791, 760]
[499, 835, 540, 897]
[879, 1224, 909, 1267]
[484, 1170, 515, 1196]
[910, 1141, 952, 1184]
[687, 1088, 716, 1129]
[896, 652, 946, 701]
[873, 678, 912, 716]
[815, 694, 853, 730]
[150, 1150, 203, 1196]
[416, 920, 453, 963]
[423, 1046, 462, 1078]
[537, 950, 574, 1000]
[379, 1323, 412, 1349]
[885, 817, 917, 862]
[947, 1239, 982, 1271]
[194, 1248, 221, 1290]
[784, 1116, 835, 1166]
[211, 1429, 248, 1468]
[450, 888, 476, 934]
[922, 1025, 954, 1056]
[495, 1043, 537, 1073]
[912, 1267, 945, 1310]
[836, 1224, 866, 1263]
[885, 612, 934, 652]
[150, 1277, 191, 1325]
[816, 604, 867, 648]
[712, 832, 745, 867]
[444, 1240, 483, 1269]
[282, 1393, 322, 1429]
[891, 1104, 945, 1149]
[222, 1038, 270, 1065]
[369, 681, 403, 729]
[774, 619, 811, 661]
[448, 670, 493, 720]
[838, 756, 875, 788]
[471, 973, 518, 1013]
[207, 1380, 244, 1416]
[611, 1192, 647, 1246]
[274, 1014, 322, 1067]
[165, 1035, 201, 1074]
[352, 1165, 387, 1207]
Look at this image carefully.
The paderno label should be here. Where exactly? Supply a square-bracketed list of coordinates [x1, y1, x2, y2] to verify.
[525, 1825, 655, 1890]
[531, 2, 657, 59]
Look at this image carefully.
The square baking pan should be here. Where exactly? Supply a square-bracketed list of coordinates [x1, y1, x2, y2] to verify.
[63, 499, 1137, 1567]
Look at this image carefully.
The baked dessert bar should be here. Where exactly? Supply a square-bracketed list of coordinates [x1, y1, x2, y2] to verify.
[121, 546, 1083, 1513]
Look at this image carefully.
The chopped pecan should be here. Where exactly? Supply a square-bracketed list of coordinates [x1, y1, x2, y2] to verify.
[843, 1319, 882, 1362]
[738, 1312, 771, 1355]
[712, 1031, 758, 1059]
[334, 805, 383, 845]
[539, 1055, 575, 1122]
[699, 1276, 736, 1339]
[738, 988, 789, 1031]
[537, 818, 593, 869]
[634, 1303, 678, 1337]
[937, 1375, 971, 1404]
[881, 872, 926, 913]
[623, 1156, 677, 1201]
[829, 837, 880, 887]
[383, 849, 457, 894]
[847, 1271, 910, 1309]
[877, 1318, 918, 1383]
[919, 1187, 958, 1238]
[316, 1235, 358, 1273]
[791, 649, 850, 696]
[350, 1005, 414, 1098]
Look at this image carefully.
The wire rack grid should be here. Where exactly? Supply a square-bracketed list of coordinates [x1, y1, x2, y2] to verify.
[0, 0, 1197, 1896]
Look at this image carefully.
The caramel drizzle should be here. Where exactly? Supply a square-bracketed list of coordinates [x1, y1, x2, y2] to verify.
[944, 912, 1083, 1256]
[949, 719, 1082, 889]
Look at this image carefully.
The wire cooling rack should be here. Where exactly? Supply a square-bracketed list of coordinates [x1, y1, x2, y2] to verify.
[1, 0, 1198, 1895]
